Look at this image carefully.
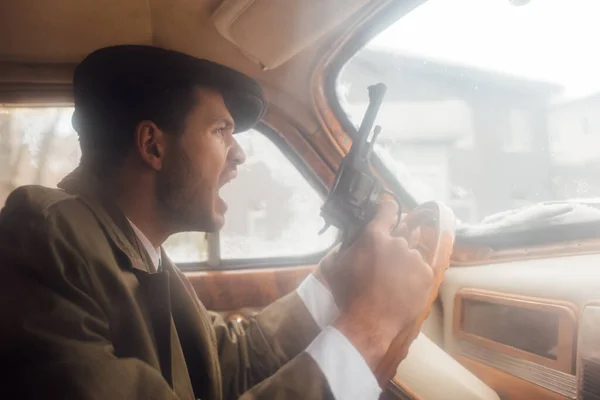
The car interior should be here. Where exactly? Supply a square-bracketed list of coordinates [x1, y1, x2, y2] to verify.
[2, 0, 600, 399]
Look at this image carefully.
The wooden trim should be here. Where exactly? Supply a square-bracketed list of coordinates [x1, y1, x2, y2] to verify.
[0, 62, 74, 84]
[453, 288, 579, 374]
[575, 299, 600, 399]
[452, 239, 600, 267]
[262, 106, 336, 190]
[456, 356, 570, 400]
[184, 265, 314, 311]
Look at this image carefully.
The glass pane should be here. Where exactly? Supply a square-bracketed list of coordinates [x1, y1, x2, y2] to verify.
[219, 130, 338, 259]
[462, 299, 559, 360]
[0, 107, 207, 263]
[0, 107, 81, 202]
[336, 0, 600, 224]
[163, 232, 208, 264]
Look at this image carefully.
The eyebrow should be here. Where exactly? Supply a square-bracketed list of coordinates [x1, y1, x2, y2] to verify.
[213, 116, 235, 129]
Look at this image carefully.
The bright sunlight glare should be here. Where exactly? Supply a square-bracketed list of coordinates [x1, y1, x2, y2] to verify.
[369, 0, 600, 100]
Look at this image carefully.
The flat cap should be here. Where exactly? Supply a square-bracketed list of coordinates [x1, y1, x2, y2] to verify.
[72, 45, 266, 135]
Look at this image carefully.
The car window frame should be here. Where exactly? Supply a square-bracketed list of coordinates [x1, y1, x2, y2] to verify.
[321, 0, 430, 213]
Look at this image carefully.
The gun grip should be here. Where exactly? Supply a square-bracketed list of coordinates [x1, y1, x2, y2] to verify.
[339, 225, 361, 251]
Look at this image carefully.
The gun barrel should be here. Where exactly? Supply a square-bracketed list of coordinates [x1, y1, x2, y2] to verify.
[352, 83, 387, 156]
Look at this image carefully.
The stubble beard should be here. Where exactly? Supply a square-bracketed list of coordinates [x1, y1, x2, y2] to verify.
[156, 147, 215, 234]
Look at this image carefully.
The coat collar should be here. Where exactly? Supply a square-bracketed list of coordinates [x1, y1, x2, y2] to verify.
[128, 218, 161, 272]
[57, 165, 155, 273]
[57, 166, 221, 399]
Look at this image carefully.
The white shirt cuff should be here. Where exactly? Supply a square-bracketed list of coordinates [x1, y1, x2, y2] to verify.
[296, 273, 340, 330]
[306, 326, 382, 400]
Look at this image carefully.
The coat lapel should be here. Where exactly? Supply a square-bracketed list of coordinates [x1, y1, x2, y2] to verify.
[57, 165, 152, 273]
[57, 166, 175, 386]
[161, 251, 222, 400]
[57, 166, 220, 400]
[135, 270, 174, 386]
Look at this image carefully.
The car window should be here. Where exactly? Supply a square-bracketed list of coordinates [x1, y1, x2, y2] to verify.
[0, 106, 207, 263]
[218, 129, 338, 259]
[0, 107, 336, 264]
[336, 0, 600, 224]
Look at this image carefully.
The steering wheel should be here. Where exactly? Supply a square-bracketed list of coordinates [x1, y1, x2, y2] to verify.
[376, 201, 500, 400]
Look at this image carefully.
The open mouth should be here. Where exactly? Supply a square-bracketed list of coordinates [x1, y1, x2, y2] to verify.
[219, 170, 238, 189]
[217, 170, 238, 214]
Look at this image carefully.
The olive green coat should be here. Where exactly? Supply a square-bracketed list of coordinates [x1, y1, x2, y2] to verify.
[0, 168, 333, 399]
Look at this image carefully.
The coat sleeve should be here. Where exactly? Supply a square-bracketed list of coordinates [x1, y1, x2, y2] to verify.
[0, 202, 180, 400]
[211, 291, 329, 398]
[174, 266, 335, 399]
[238, 352, 335, 399]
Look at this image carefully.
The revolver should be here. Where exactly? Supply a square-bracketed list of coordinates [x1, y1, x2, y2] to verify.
[320, 82, 401, 247]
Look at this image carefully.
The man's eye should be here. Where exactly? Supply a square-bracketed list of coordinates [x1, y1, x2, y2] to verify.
[215, 127, 227, 135]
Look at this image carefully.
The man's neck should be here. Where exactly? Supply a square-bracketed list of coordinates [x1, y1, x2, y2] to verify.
[121, 209, 167, 249]
[105, 171, 169, 248]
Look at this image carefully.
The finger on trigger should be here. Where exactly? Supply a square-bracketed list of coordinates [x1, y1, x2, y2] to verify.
[391, 220, 408, 237]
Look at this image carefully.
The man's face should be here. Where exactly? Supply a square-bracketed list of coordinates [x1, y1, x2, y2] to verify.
[157, 88, 245, 233]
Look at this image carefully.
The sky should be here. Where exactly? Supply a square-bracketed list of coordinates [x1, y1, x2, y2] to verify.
[368, 0, 600, 100]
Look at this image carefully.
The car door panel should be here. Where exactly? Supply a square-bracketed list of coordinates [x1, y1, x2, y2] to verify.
[184, 265, 313, 312]
[421, 301, 444, 347]
[440, 254, 600, 399]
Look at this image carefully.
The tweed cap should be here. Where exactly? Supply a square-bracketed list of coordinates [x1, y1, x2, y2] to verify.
[72, 45, 266, 135]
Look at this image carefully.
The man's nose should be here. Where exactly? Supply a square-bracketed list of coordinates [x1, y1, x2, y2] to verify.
[230, 138, 246, 166]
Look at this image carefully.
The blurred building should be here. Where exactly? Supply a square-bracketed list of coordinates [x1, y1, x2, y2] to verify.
[340, 47, 563, 222]
[547, 93, 600, 200]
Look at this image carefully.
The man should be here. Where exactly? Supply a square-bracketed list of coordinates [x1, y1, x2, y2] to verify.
[0, 46, 433, 399]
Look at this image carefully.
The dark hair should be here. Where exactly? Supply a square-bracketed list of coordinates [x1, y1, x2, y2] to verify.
[78, 84, 199, 171]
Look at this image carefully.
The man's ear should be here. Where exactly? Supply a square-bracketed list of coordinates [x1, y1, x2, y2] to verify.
[134, 120, 165, 171]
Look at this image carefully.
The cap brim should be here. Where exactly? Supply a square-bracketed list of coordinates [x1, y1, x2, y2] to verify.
[223, 90, 267, 133]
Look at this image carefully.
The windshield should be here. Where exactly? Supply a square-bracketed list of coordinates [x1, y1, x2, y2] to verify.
[336, 0, 600, 225]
